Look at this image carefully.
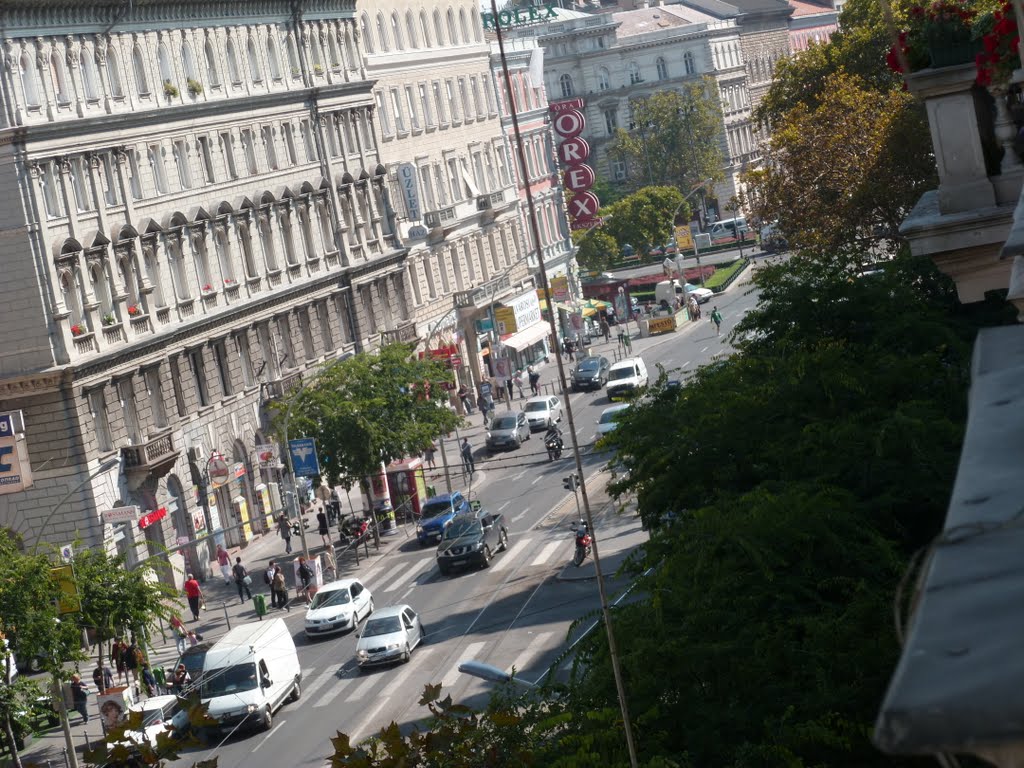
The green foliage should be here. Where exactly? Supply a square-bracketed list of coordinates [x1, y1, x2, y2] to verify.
[700, 258, 747, 289]
[271, 343, 463, 490]
[573, 227, 619, 272]
[602, 186, 686, 255]
[605, 82, 724, 194]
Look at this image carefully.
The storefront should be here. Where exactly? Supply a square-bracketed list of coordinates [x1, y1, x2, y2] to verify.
[494, 290, 550, 375]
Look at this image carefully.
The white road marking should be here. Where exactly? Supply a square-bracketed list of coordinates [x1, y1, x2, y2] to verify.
[498, 501, 510, 511]
[398, 585, 415, 602]
[360, 563, 386, 586]
[701, 346, 709, 353]
[302, 667, 340, 699]
[531, 474, 542, 485]
[508, 632, 553, 678]
[252, 719, 286, 751]
[683, 361, 691, 368]
[490, 540, 530, 573]
[389, 557, 434, 592]
[514, 470, 526, 481]
[440, 641, 487, 690]
[381, 647, 436, 698]
[530, 542, 562, 567]
[374, 561, 419, 593]
[510, 506, 530, 523]
[312, 677, 353, 708]
[345, 673, 381, 702]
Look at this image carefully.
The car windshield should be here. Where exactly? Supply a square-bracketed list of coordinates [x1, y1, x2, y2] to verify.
[421, 499, 454, 519]
[577, 359, 600, 371]
[310, 588, 350, 609]
[491, 416, 518, 430]
[362, 616, 402, 637]
[609, 368, 635, 381]
[524, 401, 547, 412]
[599, 409, 627, 424]
[443, 518, 482, 540]
[200, 663, 259, 698]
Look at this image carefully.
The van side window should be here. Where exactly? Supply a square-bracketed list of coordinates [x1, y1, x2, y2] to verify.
[258, 659, 270, 681]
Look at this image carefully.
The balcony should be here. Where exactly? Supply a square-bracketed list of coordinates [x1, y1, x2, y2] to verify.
[454, 272, 512, 309]
[121, 429, 179, 490]
[380, 321, 419, 345]
[262, 370, 304, 401]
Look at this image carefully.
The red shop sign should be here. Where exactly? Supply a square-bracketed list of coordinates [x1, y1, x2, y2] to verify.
[138, 507, 167, 530]
[564, 164, 596, 193]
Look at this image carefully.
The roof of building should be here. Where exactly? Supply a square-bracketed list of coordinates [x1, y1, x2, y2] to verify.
[613, 4, 718, 34]
[788, 0, 836, 16]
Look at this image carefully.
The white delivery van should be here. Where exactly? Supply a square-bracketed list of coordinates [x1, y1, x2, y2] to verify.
[606, 358, 649, 400]
[708, 217, 748, 241]
[199, 618, 301, 735]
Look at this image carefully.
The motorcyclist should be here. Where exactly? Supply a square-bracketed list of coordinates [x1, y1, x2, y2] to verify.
[544, 422, 562, 445]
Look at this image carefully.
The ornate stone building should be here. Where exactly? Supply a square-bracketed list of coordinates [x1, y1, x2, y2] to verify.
[0, 0, 408, 583]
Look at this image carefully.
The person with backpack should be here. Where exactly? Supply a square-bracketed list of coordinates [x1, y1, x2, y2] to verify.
[271, 565, 290, 611]
[297, 557, 314, 605]
[232, 557, 253, 603]
[710, 306, 723, 335]
[264, 560, 276, 596]
[124, 638, 143, 682]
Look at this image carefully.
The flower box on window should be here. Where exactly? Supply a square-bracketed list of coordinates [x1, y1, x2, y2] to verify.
[187, 78, 203, 96]
[163, 80, 179, 98]
[202, 284, 214, 293]
[223, 278, 237, 286]
[70, 324, 85, 336]
[101, 313, 117, 326]
[127, 305, 142, 317]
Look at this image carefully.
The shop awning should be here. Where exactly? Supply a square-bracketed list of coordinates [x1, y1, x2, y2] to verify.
[501, 322, 550, 352]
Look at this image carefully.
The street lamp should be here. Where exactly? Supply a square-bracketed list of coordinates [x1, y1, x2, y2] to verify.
[459, 659, 536, 689]
[669, 178, 713, 287]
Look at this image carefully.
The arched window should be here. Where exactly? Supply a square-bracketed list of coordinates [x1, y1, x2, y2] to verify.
[60, 270, 86, 326]
[434, 10, 445, 46]
[259, 216, 278, 271]
[459, 9, 470, 44]
[298, 203, 316, 260]
[628, 61, 642, 84]
[376, 13, 390, 52]
[420, 11, 432, 47]
[328, 30, 341, 68]
[656, 57, 668, 80]
[361, 15, 375, 54]
[318, 204, 334, 252]
[280, 209, 298, 266]
[286, 34, 300, 76]
[204, 38, 220, 85]
[181, 42, 197, 82]
[89, 262, 114, 316]
[447, 9, 458, 46]
[106, 48, 124, 98]
[311, 34, 325, 69]
[51, 51, 71, 104]
[238, 224, 258, 278]
[118, 254, 143, 309]
[132, 44, 149, 94]
[20, 51, 40, 107]
[167, 239, 189, 300]
[683, 51, 695, 75]
[391, 13, 404, 50]
[268, 36, 282, 80]
[597, 68, 610, 91]
[247, 37, 262, 82]
[142, 245, 166, 308]
[193, 234, 213, 288]
[344, 27, 358, 68]
[558, 73, 573, 99]
[214, 226, 234, 282]
[157, 43, 173, 84]
[80, 49, 99, 100]
[225, 38, 241, 83]
[406, 12, 419, 48]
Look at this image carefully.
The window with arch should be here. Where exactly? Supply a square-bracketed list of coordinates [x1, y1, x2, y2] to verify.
[89, 261, 115, 317]
[298, 202, 316, 260]
[311, 32, 325, 69]
[181, 42, 198, 82]
[285, 34, 300, 76]
[60, 269, 86, 327]
[258, 215, 278, 271]
[317, 203, 334, 252]
[420, 11, 432, 46]
[268, 36, 282, 80]
[280, 209, 298, 266]
[213, 225, 234, 282]
[225, 38, 241, 83]
[447, 9, 458, 46]
[237, 223, 258, 278]
[105, 48, 124, 98]
[166, 238, 190, 300]
[597, 67, 610, 91]
[118, 253, 143, 309]
[406, 11, 419, 48]
[628, 61, 642, 85]
[558, 73, 574, 99]
[132, 44, 149, 95]
[157, 42, 173, 85]
[20, 51, 41, 107]
[344, 26, 358, 68]
[247, 37, 262, 82]
[656, 57, 668, 80]
[328, 30, 341, 68]
[192, 233, 213, 288]
[204, 38, 220, 86]
[142, 244, 166, 308]
[459, 9, 470, 44]
[391, 13, 404, 50]
[80, 49, 99, 101]
[361, 15, 375, 54]
[434, 10, 445, 45]
[683, 51, 696, 75]
[51, 51, 71, 104]
[376, 13, 390, 52]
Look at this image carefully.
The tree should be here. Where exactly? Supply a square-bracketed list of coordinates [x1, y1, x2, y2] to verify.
[572, 227, 619, 272]
[602, 186, 686, 255]
[271, 343, 463, 493]
[744, 71, 935, 257]
[605, 82, 724, 194]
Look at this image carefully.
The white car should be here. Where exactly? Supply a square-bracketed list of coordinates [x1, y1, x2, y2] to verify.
[684, 283, 714, 304]
[304, 578, 373, 638]
[355, 604, 426, 668]
[596, 404, 631, 437]
[524, 395, 562, 431]
[121, 695, 190, 748]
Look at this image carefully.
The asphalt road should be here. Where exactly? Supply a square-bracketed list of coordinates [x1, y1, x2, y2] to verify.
[170, 263, 765, 768]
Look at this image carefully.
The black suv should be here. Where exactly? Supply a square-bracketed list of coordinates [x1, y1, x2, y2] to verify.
[571, 355, 610, 391]
[436, 509, 509, 575]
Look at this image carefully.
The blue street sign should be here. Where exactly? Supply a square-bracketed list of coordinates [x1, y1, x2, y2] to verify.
[288, 438, 321, 478]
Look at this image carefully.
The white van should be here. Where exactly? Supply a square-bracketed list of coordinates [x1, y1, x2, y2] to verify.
[606, 358, 649, 400]
[708, 217, 748, 241]
[199, 618, 301, 735]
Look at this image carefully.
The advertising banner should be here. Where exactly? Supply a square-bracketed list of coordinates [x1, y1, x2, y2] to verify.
[0, 412, 32, 494]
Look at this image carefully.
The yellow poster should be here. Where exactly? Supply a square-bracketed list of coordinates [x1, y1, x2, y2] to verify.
[52, 565, 80, 615]
[234, 496, 252, 542]
[674, 225, 694, 250]
[494, 306, 517, 334]
[255, 484, 274, 528]
[648, 316, 677, 335]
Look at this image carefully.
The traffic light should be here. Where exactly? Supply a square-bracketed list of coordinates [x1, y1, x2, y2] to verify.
[563, 474, 579, 492]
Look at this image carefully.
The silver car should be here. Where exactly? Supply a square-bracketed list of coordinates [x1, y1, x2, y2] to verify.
[486, 411, 530, 452]
[355, 605, 426, 668]
[524, 395, 562, 431]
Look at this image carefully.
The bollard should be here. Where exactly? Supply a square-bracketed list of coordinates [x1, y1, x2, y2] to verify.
[63, 746, 69, 768]
[221, 601, 231, 631]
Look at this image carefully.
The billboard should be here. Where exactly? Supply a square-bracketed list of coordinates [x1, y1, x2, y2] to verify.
[0, 412, 32, 494]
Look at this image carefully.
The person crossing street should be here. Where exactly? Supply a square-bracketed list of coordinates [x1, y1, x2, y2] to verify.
[710, 306, 723, 335]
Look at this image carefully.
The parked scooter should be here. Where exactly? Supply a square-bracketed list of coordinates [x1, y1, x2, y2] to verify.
[572, 520, 592, 567]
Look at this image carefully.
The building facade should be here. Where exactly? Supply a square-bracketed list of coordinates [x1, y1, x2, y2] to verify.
[0, 0, 410, 583]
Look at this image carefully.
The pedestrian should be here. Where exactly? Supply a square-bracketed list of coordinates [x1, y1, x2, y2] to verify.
[170, 615, 187, 654]
[512, 370, 525, 399]
[70, 674, 90, 724]
[476, 393, 488, 426]
[710, 306, 723, 335]
[232, 557, 253, 603]
[92, 660, 113, 693]
[505, 377, 514, 402]
[599, 317, 611, 342]
[297, 557, 314, 605]
[172, 664, 192, 695]
[183, 573, 203, 621]
[528, 366, 540, 396]
[461, 437, 475, 476]
[124, 637, 143, 682]
[423, 443, 436, 468]
[272, 565, 290, 611]
[111, 637, 128, 684]
[457, 384, 473, 414]
[317, 509, 331, 548]
[264, 560, 276, 592]
[186, 630, 202, 647]
[141, 662, 158, 698]
[216, 544, 231, 585]
[278, 513, 293, 554]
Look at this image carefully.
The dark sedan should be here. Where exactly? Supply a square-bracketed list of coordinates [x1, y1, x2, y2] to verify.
[436, 509, 508, 574]
[571, 355, 610, 391]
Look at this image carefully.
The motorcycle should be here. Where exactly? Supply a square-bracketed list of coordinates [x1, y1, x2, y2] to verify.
[572, 521, 592, 567]
[290, 517, 311, 537]
[545, 433, 563, 461]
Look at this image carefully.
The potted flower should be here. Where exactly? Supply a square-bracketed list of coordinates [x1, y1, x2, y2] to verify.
[887, 0, 980, 74]
[975, 1, 1020, 91]
[313, 64, 324, 76]
[127, 304, 142, 317]
[202, 283, 214, 293]
[163, 80, 179, 98]
[101, 313, 117, 326]
[223, 278, 237, 286]
[187, 78, 203, 96]
[70, 324, 85, 336]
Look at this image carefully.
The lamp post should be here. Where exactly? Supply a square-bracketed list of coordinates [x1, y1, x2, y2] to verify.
[670, 178, 713, 287]
[459, 659, 536, 689]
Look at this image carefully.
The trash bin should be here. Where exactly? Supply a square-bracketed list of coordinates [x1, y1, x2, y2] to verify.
[253, 593, 267, 619]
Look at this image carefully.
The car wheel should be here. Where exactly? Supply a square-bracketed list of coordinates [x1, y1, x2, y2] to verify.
[481, 545, 492, 568]
[420, 622, 427, 643]
[262, 708, 273, 732]
[289, 678, 301, 702]
[497, 529, 508, 552]
[367, 598, 375, 617]
[514, 435, 521, 448]
[403, 643, 412, 663]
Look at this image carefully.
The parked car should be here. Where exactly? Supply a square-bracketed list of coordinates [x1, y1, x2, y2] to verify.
[355, 605, 426, 668]
[524, 395, 562, 431]
[684, 283, 714, 304]
[571, 355, 610, 391]
[303, 578, 374, 638]
[436, 509, 509, 575]
[416, 491, 471, 545]
[174, 641, 215, 692]
[486, 411, 530, 452]
[122, 694, 191, 748]
[596, 404, 631, 437]
[606, 358, 650, 400]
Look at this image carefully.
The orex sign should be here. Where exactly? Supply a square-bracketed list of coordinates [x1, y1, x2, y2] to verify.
[482, 3, 557, 30]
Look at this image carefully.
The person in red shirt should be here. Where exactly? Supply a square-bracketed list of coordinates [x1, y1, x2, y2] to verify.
[183, 574, 203, 621]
